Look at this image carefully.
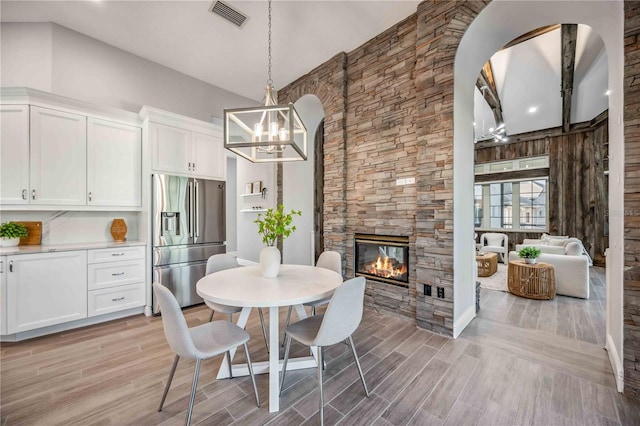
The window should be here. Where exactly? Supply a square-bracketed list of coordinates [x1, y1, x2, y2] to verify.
[474, 179, 547, 231]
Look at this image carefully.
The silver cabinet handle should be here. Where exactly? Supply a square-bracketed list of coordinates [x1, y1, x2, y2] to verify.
[32, 189, 36, 200]
[0, 260, 3, 273]
[22, 189, 27, 200]
[111, 272, 125, 276]
[88, 192, 93, 202]
[187, 180, 193, 237]
[193, 162, 196, 171]
[111, 296, 125, 302]
[194, 180, 200, 239]
[9, 261, 13, 273]
[111, 253, 125, 257]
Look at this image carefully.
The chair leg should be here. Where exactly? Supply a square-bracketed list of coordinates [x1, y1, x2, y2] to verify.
[158, 354, 179, 412]
[243, 343, 260, 407]
[348, 335, 369, 397]
[279, 335, 292, 395]
[281, 306, 293, 347]
[258, 308, 269, 352]
[186, 358, 202, 426]
[209, 310, 215, 322]
[226, 350, 233, 379]
[317, 345, 324, 426]
[311, 306, 316, 316]
[228, 312, 233, 322]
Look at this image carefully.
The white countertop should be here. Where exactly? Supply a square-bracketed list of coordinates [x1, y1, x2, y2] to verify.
[0, 240, 146, 255]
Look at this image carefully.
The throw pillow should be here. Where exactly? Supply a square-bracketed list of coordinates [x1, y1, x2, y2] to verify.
[565, 242, 582, 256]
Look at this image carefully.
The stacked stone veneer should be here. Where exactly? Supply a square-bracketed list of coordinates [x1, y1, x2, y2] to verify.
[278, 0, 490, 333]
[624, 0, 640, 400]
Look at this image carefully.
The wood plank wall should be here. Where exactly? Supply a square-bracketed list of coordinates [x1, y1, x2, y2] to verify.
[474, 116, 608, 266]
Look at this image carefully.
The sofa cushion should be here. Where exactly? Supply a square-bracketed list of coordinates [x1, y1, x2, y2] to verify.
[545, 239, 567, 247]
[486, 235, 504, 247]
[565, 242, 582, 256]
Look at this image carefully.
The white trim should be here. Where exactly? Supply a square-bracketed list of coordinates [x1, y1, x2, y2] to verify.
[236, 257, 258, 266]
[453, 304, 476, 339]
[139, 105, 221, 135]
[605, 333, 624, 392]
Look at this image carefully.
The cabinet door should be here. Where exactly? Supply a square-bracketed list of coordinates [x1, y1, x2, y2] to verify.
[0, 106, 30, 204]
[150, 122, 190, 175]
[30, 106, 87, 205]
[191, 131, 226, 180]
[6, 251, 87, 334]
[87, 118, 142, 207]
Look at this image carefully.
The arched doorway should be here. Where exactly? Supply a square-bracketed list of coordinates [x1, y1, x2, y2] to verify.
[453, 1, 624, 390]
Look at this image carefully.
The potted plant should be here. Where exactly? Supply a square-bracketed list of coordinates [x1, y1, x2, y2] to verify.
[0, 222, 28, 247]
[518, 246, 541, 265]
[254, 205, 301, 277]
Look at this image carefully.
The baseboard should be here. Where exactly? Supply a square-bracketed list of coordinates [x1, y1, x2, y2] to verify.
[453, 304, 476, 339]
[605, 333, 624, 392]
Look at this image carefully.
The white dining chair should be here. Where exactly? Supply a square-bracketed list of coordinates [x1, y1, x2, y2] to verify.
[282, 251, 342, 346]
[205, 254, 269, 351]
[153, 282, 260, 426]
[280, 276, 369, 425]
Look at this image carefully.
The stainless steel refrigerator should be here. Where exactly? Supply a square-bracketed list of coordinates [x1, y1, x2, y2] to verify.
[152, 174, 226, 314]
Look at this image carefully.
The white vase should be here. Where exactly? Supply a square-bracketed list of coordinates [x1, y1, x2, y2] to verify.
[260, 246, 281, 278]
[0, 237, 20, 247]
[524, 258, 537, 265]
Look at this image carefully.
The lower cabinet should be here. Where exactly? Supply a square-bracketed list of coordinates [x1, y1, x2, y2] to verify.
[6, 251, 87, 334]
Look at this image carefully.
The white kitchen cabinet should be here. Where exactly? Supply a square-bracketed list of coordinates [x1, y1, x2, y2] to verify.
[30, 106, 87, 205]
[87, 118, 142, 207]
[0, 105, 30, 204]
[6, 251, 87, 334]
[87, 247, 145, 317]
[149, 122, 191, 175]
[191, 131, 226, 180]
[143, 106, 226, 181]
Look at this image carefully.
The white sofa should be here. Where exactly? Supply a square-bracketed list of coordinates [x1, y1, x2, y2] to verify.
[514, 234, 593, 265]
[508, 251, 589, 299]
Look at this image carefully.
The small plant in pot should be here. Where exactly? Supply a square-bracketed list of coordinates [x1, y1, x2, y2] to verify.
[254, 205, 301, 277]
[518, 246, 541, 264]
[0, 222, 28, 247]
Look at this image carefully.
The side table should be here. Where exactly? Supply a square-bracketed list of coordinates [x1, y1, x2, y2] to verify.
[507, 260, 556, 300]
[476, 252, 498, 277]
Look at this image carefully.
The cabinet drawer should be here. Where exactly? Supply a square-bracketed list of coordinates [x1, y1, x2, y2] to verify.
[88, 246, 145, 264]
[88, 259, 145, 290]
[88, 282, 145, 317]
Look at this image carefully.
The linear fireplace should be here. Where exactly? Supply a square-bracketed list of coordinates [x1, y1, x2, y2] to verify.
[355, 234, 409, 286]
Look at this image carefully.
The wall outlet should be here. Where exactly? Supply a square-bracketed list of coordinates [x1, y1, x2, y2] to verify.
[424, 284, 432, 296]
[437, 287, 445, 299]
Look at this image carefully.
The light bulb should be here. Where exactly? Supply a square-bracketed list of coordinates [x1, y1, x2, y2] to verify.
[253, 123, 263, 142]
[269, 122, 279, 140]
[278, 127, 288, 141]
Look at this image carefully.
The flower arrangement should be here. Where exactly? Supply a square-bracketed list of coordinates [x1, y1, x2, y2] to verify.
[254, 204, 301, 247]
[0, 222, 28, 239]
[518, 246, 541, 259]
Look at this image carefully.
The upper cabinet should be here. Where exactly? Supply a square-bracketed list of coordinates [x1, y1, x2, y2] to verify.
[0, 88, 142, 209]
[30, 106, 87, 205]
[87, 118, 142, 207]
[141, 106, 226, 181]
[0, 105, 30, 204]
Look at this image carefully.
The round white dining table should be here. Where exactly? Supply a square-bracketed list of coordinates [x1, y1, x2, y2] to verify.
[196, 264, 342, 412]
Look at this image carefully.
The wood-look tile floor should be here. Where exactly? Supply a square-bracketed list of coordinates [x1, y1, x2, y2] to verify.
[2, 290, 639, 425]
[478, 265, 607, 347]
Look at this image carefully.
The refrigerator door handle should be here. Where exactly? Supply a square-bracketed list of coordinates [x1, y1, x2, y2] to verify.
[195, 180, 200, 240]
[187, 180, 193, 238]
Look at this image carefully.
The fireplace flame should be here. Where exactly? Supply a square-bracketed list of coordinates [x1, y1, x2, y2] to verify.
[365, 255, 407, 279]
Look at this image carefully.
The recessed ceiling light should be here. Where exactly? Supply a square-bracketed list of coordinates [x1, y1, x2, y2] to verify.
[528, 106, 538, 114]
[605, 90, 611, 96]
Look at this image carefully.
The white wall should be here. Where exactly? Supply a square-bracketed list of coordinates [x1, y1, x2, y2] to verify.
[1, 22, 257, 121]
[283, 95, 325, 265]
[236, 159, 276, 264]
[453, 0, 624, 389]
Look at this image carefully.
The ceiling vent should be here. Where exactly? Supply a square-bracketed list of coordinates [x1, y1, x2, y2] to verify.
[209, 1, 248, 28]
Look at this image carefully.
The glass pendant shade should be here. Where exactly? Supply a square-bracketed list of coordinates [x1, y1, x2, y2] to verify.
[224, 85, 308, 163]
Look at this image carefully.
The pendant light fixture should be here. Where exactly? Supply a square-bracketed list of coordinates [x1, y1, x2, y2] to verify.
[223, 0, 307, 162]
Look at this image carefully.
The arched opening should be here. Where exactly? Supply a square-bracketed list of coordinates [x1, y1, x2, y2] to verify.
[453, 1, 624, 390]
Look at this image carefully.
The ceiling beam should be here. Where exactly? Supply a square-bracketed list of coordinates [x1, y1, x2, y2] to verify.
[502, 24, 561, 50]
[561, 24, 578, 133]
[476, 61, 504, 126]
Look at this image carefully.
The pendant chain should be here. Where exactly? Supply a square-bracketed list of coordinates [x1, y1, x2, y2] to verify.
[267, 0, 273, 86]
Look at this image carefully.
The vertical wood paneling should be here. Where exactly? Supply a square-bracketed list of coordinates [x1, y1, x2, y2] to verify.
[474, 120, 608, 266]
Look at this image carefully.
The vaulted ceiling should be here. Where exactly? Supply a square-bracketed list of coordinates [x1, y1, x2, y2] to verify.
[1, 1, 609, 138]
